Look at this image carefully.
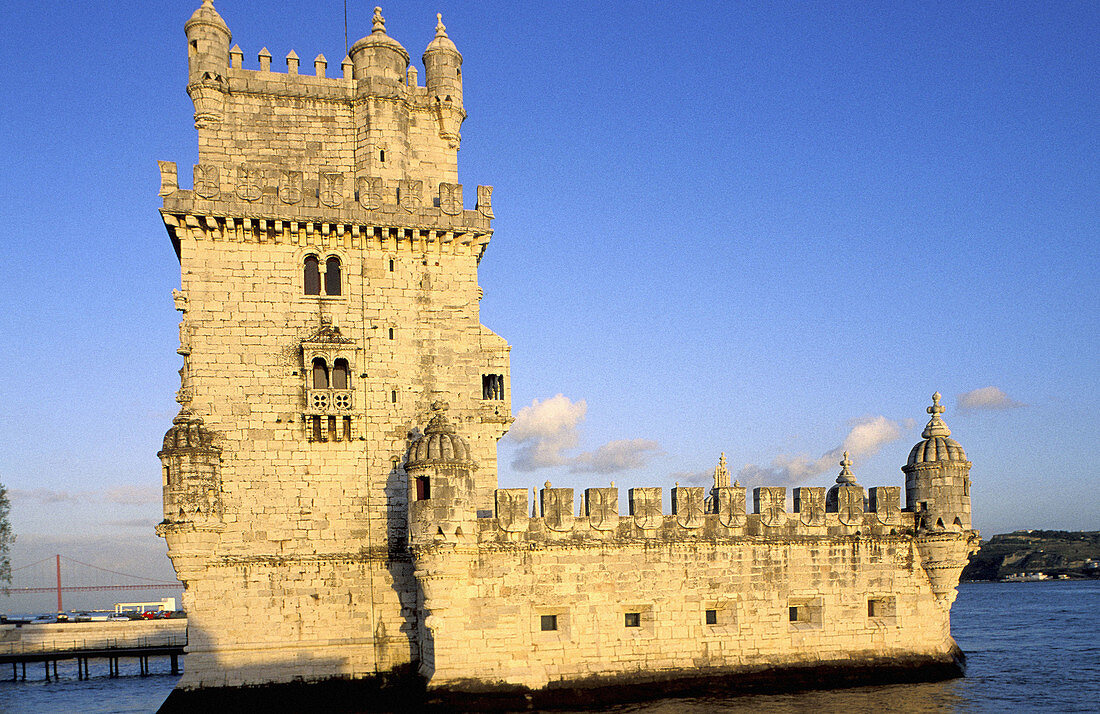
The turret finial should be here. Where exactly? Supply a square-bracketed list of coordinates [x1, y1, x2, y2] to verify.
[836, 450, 857, 485]
[373, 6, 386, 34]
[713, 452, 731, 489]
[435, 13, 448, 37]
[921, 391, 952, 438]
[928, 391, 945, 416]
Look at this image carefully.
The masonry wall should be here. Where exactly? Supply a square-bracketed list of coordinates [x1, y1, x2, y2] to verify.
[416, 532, 952, 691]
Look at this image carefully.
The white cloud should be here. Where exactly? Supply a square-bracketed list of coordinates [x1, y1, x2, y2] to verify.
[737, 415, 911, 486]
[10, 488, 86, 503]
[957, 386, 1026, 413]
[13, 485, 162, 506]
[508, 394, 587, 471]
[104, 485, 162, 506]
[669, 469, 714, 486]
[570, 439, 662, 474]
[507, 395, 660, 474]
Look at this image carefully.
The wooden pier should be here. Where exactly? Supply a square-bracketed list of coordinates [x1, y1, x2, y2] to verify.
[2, 637, 186, 680]
[0, 619, 187, 681]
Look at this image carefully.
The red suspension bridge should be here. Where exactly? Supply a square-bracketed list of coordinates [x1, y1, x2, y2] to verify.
[6, 555, 182, 612]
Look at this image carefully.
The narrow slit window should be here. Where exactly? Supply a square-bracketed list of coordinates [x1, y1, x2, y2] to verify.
[379, 149, 385, 162]
[324, 256, 341, 296]
[391, 389, 397, 403]
[327, 415, 337, 439]
[312, 358, 329, 389]
[311, 415, 322, 442]
[540, 615, 557, 632]
[304, 255, 321, 295]
[332, 359, 349, 390]
[388, 327, 394, 340]
[388, 258, 395, 272]
[624, 612, 641, 628]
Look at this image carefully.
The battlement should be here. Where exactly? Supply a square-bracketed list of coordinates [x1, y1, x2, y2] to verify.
[463, 482, 915, 544]
[178, 3, 472, 210]
[216, 45, 440, 101]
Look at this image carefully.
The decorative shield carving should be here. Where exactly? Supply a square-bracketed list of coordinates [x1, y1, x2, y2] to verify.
[630, 487, 662, 530]
[476, 185, 494, 217]
[235, 164, 263, 202]
[319, 171, 344, 207]
[193, 164, 219, 199]
[398, 179, 423, 212]
[584, 487, 619, 531]
[837, 485, 865, 526]
[754, 487, 786, 528]
[794, 487, 826, 527]
[871, 486, 900, 525]
[541, 486, 574, 532]
[279, 170, 303, 205]
[439, 182, 463, 215]
[673, 486, 705, 529]
[495, 488, 528, 533]
[717, 487, 747, 527]
[357, 176, 382, 210]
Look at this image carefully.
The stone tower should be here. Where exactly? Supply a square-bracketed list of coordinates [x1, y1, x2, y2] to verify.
[903, 392, 973, 531]
[156, 1, 511, 688]
[904, 393, 978, 607]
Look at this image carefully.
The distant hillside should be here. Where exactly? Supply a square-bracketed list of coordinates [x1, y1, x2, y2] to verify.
[961, 530, 1100, 581]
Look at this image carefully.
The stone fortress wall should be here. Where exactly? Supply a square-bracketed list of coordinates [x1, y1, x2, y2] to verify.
[157, 2, 979, 699]
[408, 445, 972, 691]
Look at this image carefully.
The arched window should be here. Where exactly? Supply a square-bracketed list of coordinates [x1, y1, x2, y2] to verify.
[324, 257, 341, 296]
[388, 258, 395, 272]
[332, 358, 349, 390]
[312, 358, 329, 389]
[304, 255, 321, 295]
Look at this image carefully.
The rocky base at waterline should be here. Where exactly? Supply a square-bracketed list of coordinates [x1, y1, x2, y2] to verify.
[157, 648, 966, 713]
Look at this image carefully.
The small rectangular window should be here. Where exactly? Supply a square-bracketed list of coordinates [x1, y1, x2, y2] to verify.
[624, 612, 641, 628]
[540, 615, 557, 632]
[705, 609, 718, 625]
[415, 476, 430, 501]
[789, 606, 800, 623]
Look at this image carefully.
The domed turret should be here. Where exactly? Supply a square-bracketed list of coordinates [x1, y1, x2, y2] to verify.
[158, 410, 223, 527]
[907, 392, 967, 465]
[406, 403, 474, 468]
[423, 14, 465, 147]
[349, 6, 409, 85]
[902, 393, 972, 531]
[184, 0, 231, 126]
[826, 451, 866, 524]
[406, 402, 477, 543]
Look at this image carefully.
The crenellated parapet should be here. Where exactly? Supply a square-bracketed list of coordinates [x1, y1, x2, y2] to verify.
[479, 479, 913, 545]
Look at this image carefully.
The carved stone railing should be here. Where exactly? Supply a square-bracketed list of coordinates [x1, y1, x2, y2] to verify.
[305, 388, 353, 414]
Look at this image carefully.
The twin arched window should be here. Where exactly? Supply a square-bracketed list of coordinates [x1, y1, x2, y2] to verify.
[304, 255, 341, 296]
[312, 357, 349, 389]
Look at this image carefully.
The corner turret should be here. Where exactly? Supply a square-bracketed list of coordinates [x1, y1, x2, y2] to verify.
[184, 0, 231, 127]
[406, 402, 478, 543]
[902, 392, 972, 531]
[423, 14, 465, 148]
[349, 7, 410, 88]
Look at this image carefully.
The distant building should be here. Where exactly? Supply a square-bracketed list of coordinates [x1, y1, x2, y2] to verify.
[155, 2, 979, 704]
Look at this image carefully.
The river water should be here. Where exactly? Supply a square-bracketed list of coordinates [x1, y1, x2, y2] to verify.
[1, 581, 1097, 713]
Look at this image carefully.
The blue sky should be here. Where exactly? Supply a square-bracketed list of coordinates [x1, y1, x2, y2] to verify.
[0, 1, 1096, 611]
